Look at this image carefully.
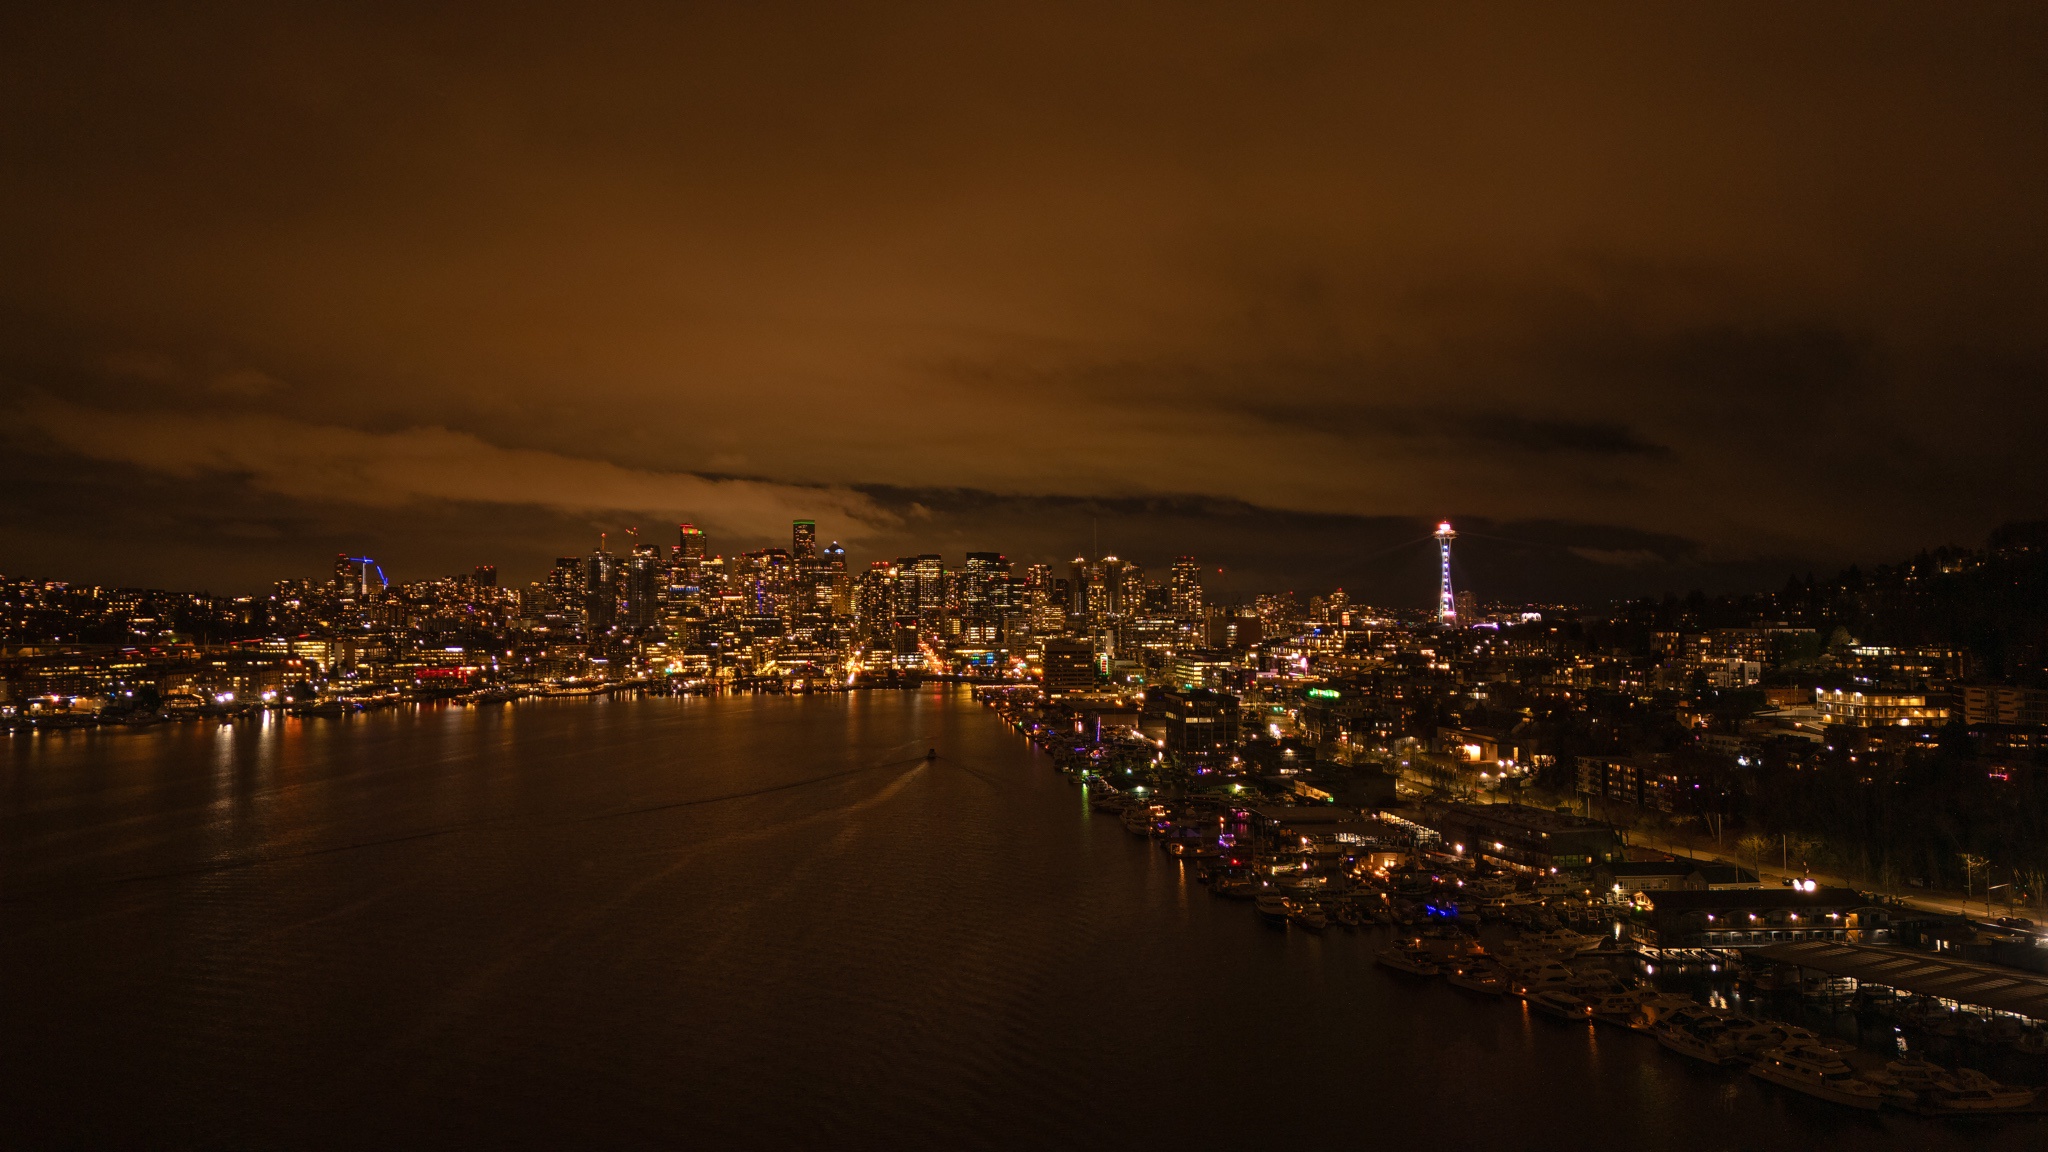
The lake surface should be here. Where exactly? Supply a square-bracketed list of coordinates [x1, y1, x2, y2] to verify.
[3, 688, 2039, 1149]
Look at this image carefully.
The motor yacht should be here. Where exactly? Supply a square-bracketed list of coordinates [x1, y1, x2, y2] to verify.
[1724, 1019, 1809, 1059]
[1284, 900, 1328, 931]
[1517, 927, 1600, 952]
[1928, 1076, 2038, 1113]
[1586, 987, 1656, 1025]
[1749, 1041, 1884, 1110]
[1509, 962, 1575, 998]
[1654, 1016, 1742, 1067]
[1530, 989, 1595, 1022]
[1256, 894, 1291, 926]
[1879, 1061, 2038, 1112]
[1376, 944, 1440, 977]
[1212, 878, 1261, 900]
[1445, 962, 1508, 997]
[1628, 993, 1704, 1032]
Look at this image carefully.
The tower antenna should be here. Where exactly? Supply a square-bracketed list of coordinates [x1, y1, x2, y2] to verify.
[1435, 521, 1458, 626]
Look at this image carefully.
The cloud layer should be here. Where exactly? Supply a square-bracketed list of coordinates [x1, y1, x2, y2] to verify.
[24, 404, 893, 545]
[1, 5, 2044, 592]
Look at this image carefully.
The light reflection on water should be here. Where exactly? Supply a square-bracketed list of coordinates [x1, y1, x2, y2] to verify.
[1, 690, 2038, 1151]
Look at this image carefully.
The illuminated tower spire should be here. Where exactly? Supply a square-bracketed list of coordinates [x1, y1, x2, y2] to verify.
[1435, 521, 1457, 625]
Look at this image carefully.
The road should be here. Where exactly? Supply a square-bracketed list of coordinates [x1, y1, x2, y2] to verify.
[1389, 771, 2033, 929]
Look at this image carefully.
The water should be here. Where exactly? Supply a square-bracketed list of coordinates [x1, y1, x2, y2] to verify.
[2, 689, 2037, 1150]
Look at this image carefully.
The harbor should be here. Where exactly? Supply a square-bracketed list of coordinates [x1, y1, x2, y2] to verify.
[982, 687, 2048, 1125]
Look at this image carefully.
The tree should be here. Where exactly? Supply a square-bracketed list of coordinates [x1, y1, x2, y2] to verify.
[1739, 833, 1772, 877]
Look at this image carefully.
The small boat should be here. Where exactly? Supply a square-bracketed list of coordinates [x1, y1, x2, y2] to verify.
[1333, 902, 1363, 928]
[1446, 963, 1508, 996]
[1376, 945, 1440, 977]
[1256, 894, 1292, 926]
[1530, 989, 1594, 1021]
[1749, 1042, 1883, 1110]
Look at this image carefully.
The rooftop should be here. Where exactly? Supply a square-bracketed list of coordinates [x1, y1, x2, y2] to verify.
[1753, 939, 2048, 1020]
[1431, 802, 1618, 835]
[1644, 887, 1872, 913]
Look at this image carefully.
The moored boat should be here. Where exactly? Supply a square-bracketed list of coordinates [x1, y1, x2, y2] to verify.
[1586, 987, 1655, 1025]
[1376, 944, 1440, 977]
[1748, 1042, 1883, 1110]
[1628, 993, 1704, 1032]
[1530, 989, 1595, 1022]
[1285, 900, 1329, 931]
[1879, 1061, 2040, 1113]
[1445, 962, 1508, 996]
[1654, 1016, 1742, 1067]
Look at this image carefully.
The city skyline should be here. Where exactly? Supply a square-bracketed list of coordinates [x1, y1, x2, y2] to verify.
[7, 8, 2048, 1143]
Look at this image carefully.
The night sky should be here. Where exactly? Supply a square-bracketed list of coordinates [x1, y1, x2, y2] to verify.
[3, 5, 2044, 603]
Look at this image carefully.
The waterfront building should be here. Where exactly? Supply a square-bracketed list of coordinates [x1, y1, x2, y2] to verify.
[1631, 888, 1890, 949]
[1147, 687, 1241, 760]
[1040, 638, 1097, 699]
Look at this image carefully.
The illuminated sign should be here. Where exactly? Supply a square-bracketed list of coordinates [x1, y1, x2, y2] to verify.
[1306, 687, 1340, 700]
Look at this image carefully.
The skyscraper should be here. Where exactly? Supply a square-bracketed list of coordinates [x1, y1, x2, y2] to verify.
[1170, 556, 1203, 620]
[678, 523, 707, 564]
[792, 520, 817, 562]
[1069, 556, 1094, 617]
[585, 542, 619, 637]
[1098, 555, 1123, 617]
[913, 554, 944, 619]
[626, 545, 662, 631]
[549, 556, 583, 600]
[960, 552, 1006, 618]
[472, 564, 497, 588]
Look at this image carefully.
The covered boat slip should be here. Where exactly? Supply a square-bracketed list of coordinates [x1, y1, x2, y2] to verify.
[1753, 940, 2048, 1021]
